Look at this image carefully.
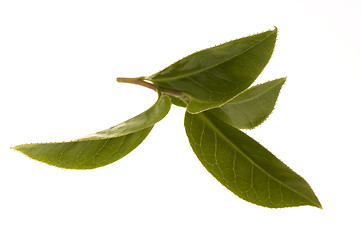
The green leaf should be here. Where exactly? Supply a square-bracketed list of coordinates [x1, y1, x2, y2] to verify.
[208, 78, 286, 129]
[149, 28, 277, 114]
[13, 94, 171, 169]
[166, 94, 188, 108]
[184, 111, 321, 208]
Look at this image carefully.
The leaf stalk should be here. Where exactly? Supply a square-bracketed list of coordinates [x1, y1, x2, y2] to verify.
[117, 77, 190, 102]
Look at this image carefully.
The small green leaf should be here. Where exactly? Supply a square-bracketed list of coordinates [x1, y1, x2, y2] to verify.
[208, 78, 286, 129]
[166, 95, 188, 108]
[184, 111, 321, 208]
[13, 94, 171, 169]
[150, 28, 277, 114]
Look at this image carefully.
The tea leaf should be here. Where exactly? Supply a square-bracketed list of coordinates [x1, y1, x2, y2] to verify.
[13, 27, 321, 209]
[13, 94, 171, 169]
[150, 28, 277, 114]
[208, 78, 286, 129]
[184, 111, 321, 208]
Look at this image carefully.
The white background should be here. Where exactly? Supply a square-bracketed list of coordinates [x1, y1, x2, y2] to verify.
[1, 0, 360, 239]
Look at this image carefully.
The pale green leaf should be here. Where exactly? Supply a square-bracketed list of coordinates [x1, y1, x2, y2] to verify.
[13, 94, 171, 169]
[184, 111, 321, 208]
[208, 78, 286, 129]
[150, 28, 277, 114]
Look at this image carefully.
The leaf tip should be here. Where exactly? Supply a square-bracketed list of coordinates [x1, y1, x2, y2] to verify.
[11, 144, 21, 152]
[275, 77, 286, 87]
[11, 143, 35, 157]
[312, 197, 323, 209]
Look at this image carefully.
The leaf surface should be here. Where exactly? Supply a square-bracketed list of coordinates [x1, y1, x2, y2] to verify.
[184, 111, 321, 208]
[150, 28, 277, 113]
[13, 94, 171, 169]
[208, 78, 286, 129]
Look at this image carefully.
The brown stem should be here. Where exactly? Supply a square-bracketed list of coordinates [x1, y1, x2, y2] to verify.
[116, 77, 156, 91]
[116, 77, 190, 101]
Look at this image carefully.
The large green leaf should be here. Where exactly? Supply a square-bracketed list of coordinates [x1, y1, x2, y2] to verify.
[149, 28, 277, 114]
[13, 94, 171, 169]
[184, 111, 321, 208]
[208, 78, 286, 129]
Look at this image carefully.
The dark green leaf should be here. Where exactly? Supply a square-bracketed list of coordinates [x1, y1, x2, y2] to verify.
[13, 94, 171, 169]
[208, 78, 286, 129]
[150, 28, 277, 114]
[184, 111, 321, 208]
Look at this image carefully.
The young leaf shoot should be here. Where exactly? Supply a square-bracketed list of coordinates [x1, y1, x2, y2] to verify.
[13, 28, 321, 208]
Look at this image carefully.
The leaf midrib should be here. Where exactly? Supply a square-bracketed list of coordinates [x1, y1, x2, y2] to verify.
[198, 112, 319, 207]
[151, 30, 276, 82]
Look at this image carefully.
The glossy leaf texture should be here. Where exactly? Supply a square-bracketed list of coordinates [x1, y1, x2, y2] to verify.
[149, 28, 277, 114]
[13, 94, 171, 169]
[208, 78, 286, 129]
[184, 111, 321, 208]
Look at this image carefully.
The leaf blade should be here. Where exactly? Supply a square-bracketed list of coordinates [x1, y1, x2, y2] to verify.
[150, 28, 277, 113]
[13, 128, 153, 169]
[208, 78, 286, 129]
[13, 94, 171, 169]
[184, 111, 321, 208]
